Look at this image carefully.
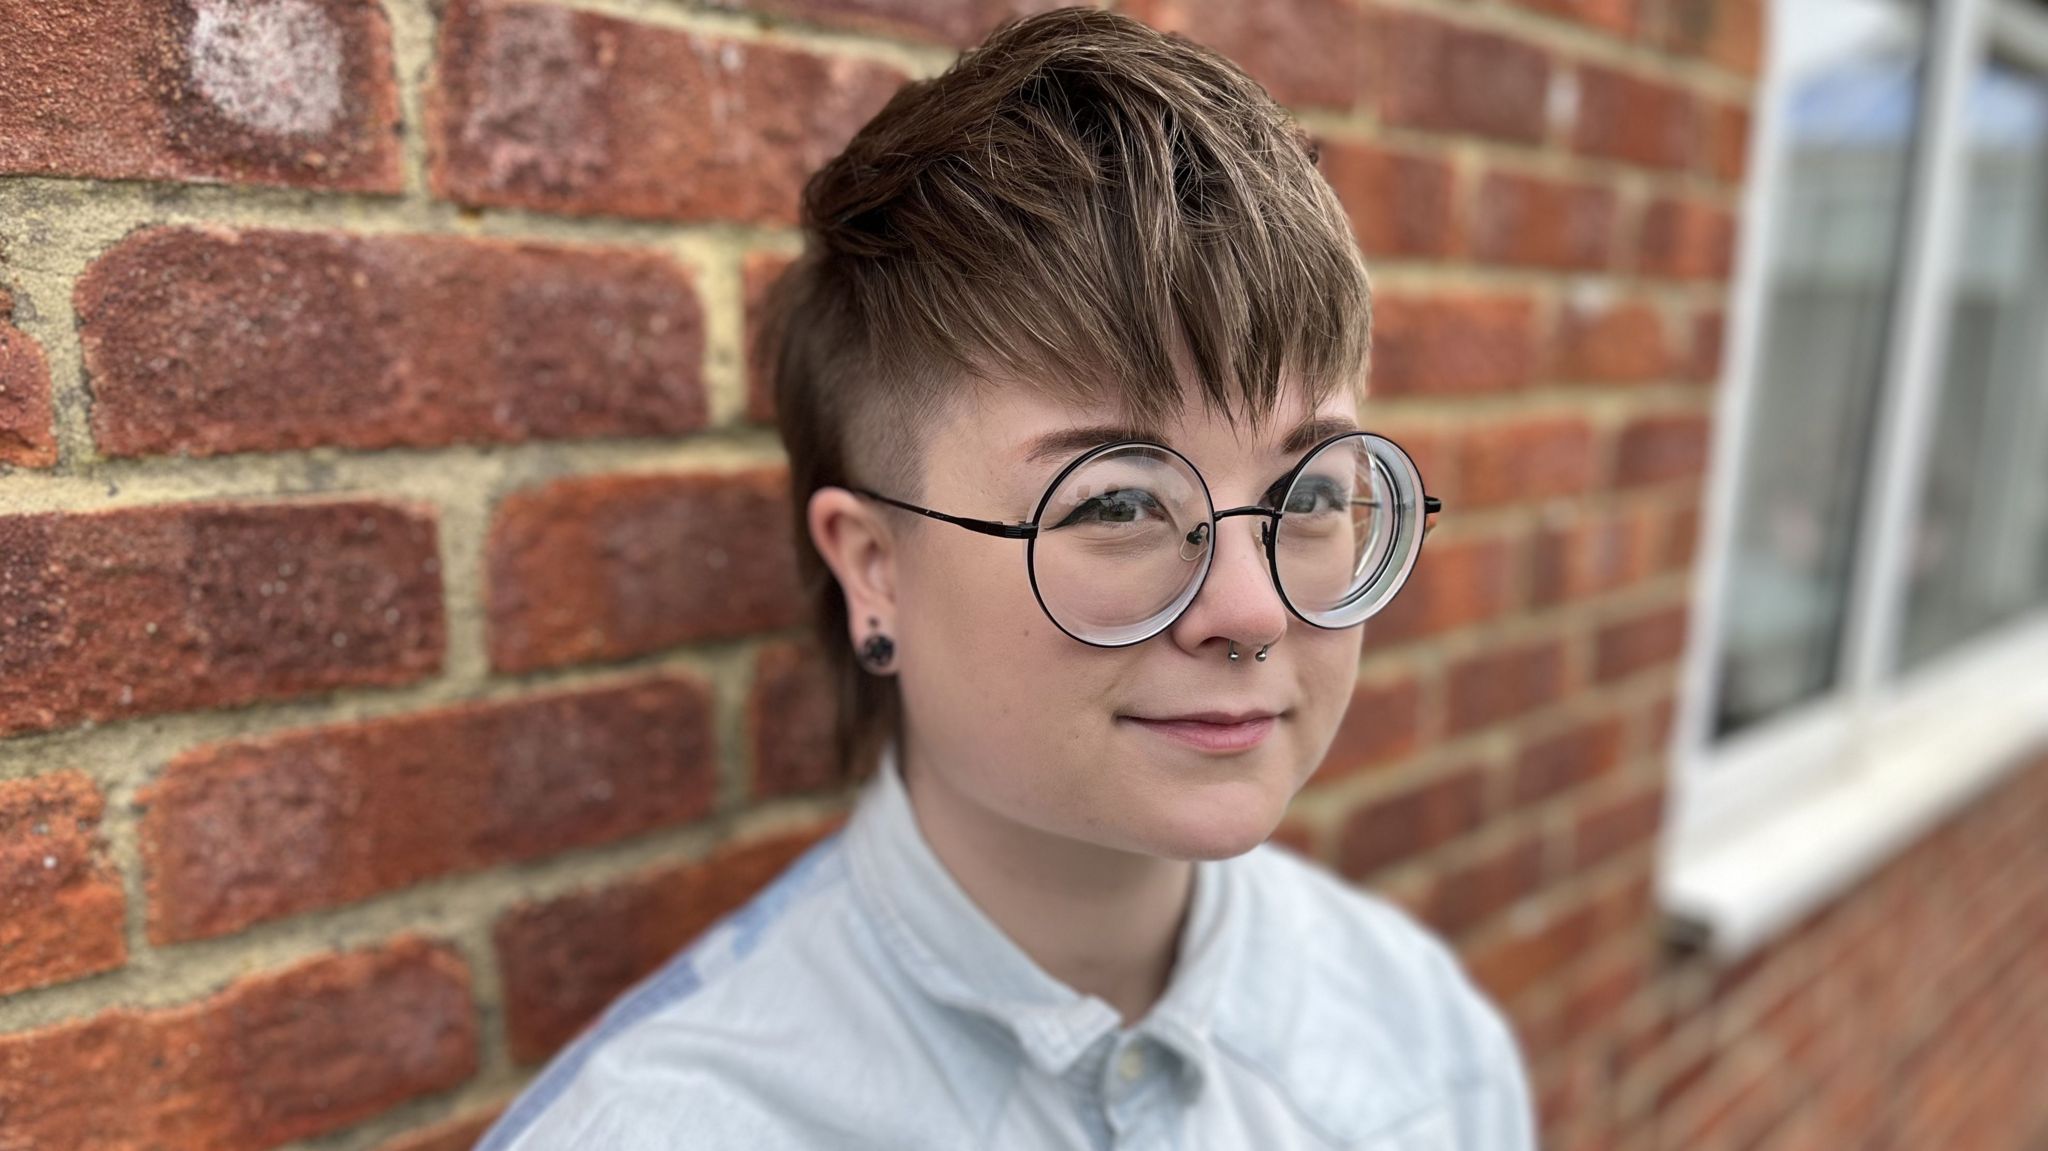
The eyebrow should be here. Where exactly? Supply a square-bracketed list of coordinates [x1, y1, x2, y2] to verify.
[1020, 414, 1362, 465]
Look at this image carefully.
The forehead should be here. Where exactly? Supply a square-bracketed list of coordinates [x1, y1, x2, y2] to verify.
[955, 375, 1357, 464]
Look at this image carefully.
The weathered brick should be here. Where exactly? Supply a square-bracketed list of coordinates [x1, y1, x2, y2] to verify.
[1451, 414, 1600, 510]
[1462, 873, 1649, 1004]
[1549, 295, 1672, 384]
[1367, 291, 1541, 397]
[0, 772, 126, 996]
[1335, 764, 1489, 879]
[1314, 671, 1424, 784]
[1377, 11, 1551, 144]
[1685, 305, 1727, 385]
[1529, 502, 1669, 606]
[0, 285, 57, 468]
[1594, 601, 1690, 682]
[749, 639, 844, 799]
[1572, 777, 1667, 871]
[1318, 138, 1463, 259]
[1572, 63, 1702, 172]
[1368, 530, 1522, 644]
[0, 0, 402, 191]
[711, 0, 1067, 46]
[0, 936, 475, 1151]
[1511, 713, 1628, 806]
[140, 671, 718, 943]
[0, 500, 444, 739]
[495, 823, 841, 1062]
[487, 467, 804, 674]
[1646, 0, 1762, 76]
[1705, 98, 1753, 183]
[1127, 0, 1374, 111]
[429, 0, 904, 224]
[1446, 635, 1569, 735]
[76, 226, 707, 460]
[743, 249, 797, 427]
[1420, 827, 1549, 936]
[1637, 194, 1738, 280]
[1472, 168, 1619, 270]
[1503, 0, 1638, 38]
[1614, 409, 1712, 488]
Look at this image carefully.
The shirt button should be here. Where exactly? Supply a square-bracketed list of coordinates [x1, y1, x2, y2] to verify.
[1117, 1045, 1145, 1083]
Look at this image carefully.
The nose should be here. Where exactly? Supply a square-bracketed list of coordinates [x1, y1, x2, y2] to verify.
[1165, 510, 1290, 656]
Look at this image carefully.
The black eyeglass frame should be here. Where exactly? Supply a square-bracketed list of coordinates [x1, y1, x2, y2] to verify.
[844, 429, 1445, 648]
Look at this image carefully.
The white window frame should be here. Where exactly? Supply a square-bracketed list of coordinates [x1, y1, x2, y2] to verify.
[1658, 0, 2048, 961]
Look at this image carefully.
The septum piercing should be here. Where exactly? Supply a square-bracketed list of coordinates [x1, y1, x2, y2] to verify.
[1228, 641, 1272, 663]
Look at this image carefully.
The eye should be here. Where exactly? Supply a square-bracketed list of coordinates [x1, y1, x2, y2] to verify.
[1050, 487, 1168, 529]
[1284, 477, 1349, 515]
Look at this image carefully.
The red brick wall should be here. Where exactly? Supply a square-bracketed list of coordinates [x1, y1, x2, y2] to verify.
[3, 2, 2044, 1149]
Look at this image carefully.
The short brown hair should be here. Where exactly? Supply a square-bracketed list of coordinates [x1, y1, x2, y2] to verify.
[755, 6, 1373, 782]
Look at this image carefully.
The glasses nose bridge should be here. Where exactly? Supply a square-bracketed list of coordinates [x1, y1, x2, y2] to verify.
[1190, 503, 1283, 604]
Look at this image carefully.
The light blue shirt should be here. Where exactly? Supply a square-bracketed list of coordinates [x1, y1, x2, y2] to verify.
[478, 737, 1539, 1150]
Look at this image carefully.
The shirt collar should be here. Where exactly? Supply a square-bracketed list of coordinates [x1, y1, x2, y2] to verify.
[844, 734, 1243, 1100]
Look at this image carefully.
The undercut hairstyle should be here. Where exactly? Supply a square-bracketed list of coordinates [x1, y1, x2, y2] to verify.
[755, 5, 1375, 782]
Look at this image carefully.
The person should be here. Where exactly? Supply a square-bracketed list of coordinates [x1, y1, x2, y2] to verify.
[477, 7, 1537, 1149]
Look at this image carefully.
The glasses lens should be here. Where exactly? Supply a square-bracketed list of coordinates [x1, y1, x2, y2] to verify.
[1273, 433, 1426, 627]
[1030, 444, 1211, 644]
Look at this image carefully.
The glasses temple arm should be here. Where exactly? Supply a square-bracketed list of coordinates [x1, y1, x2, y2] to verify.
[846, 486, 1037, 539]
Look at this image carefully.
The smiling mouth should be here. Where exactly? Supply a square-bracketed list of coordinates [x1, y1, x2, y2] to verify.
[1119, 712, 1281, 752]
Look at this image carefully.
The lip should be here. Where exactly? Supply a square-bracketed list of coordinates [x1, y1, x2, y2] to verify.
[1120, 711, 1281, 752]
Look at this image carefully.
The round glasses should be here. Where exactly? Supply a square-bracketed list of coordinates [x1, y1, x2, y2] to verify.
[846, 430, 1443, 648]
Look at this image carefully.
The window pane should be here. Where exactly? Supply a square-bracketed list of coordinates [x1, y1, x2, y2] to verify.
[1712, 0, 1928, 740]
[1899, 58, 2048, 669]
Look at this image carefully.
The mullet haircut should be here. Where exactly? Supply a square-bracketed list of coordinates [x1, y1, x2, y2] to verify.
[756, 6, 1374, 780]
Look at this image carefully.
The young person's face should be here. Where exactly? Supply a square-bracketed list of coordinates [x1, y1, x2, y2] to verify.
[878, 376, 1367, 861]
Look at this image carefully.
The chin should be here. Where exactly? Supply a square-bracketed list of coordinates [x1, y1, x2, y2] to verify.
[1132, 781, 1286, 861]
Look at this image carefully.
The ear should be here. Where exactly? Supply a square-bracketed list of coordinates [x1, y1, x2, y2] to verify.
[806, 486, 901, 658]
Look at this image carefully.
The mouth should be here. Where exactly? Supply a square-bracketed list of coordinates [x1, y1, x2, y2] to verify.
[1117, 709, 1284, 753]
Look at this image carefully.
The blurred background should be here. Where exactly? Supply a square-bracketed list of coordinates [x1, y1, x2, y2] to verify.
[0, 0, 2043, 1148]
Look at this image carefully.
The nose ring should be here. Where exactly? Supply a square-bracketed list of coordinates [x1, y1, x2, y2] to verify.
[1227, 641, 1272, 663]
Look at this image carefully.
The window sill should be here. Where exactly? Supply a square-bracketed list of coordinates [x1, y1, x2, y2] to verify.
[1656, 644, 2048, 962]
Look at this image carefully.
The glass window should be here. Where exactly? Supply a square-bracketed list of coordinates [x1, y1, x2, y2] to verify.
[1899, 57, 2048, 666]
[1711, 0, 1931, 738]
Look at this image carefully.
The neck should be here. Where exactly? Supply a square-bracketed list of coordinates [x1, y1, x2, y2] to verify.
[897, 739, 1196, 1028]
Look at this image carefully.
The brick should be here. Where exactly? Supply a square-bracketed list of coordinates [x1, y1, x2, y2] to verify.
[1368, 530, 1522, 644]
[1593, 601, 1690, 682]
[1614, 410, 1711, 488]
[1637, 195, 1738, 280]
[1420, 828, 1549, 936]
[429, 0, 904, 225]
[1572, 778, 1667, 871]
[1530, 502, 1670, 606]
[1367, 291, 1541, 397]
[1336, 764, 1488, 879]
[1446, 636, 1569, 735]
[0, 936, 475, 1151]
[1451, 414, 1600, 510]
[1549, 295, 1672, 384]
[0, 285, 57, 468]
[1314, 671, 1424, 784]
[0, 773, 126, 995]
[1503, 0, 1638, 38]
[1511, 713, 1628, 806]
[1685, 305, 1727, 385]
[743, 250, 798, 426]
[488, 467, 803, 673]
[1377, 11, 1551, 144]
[1471, 169, 1619, 270]
[1705, 98, 1753, 183]
[0, 0, 401, 191]
[1463, 874, 1649, 1003]
[1646, 0, 1762, 76]
[717, 0, 1070, 46]
[0, 500, 443, 739]
[76, 226, 707, 460]
[749, 639, 843, 799]
[140, 671, 717, 943]
[495, 822, 841, 1062]
[1127, 0, 1374, 111]
[1571, 63, 1702, 172]
[1318, 138, 1463, 259]
[371, 1105, 506, 1151]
